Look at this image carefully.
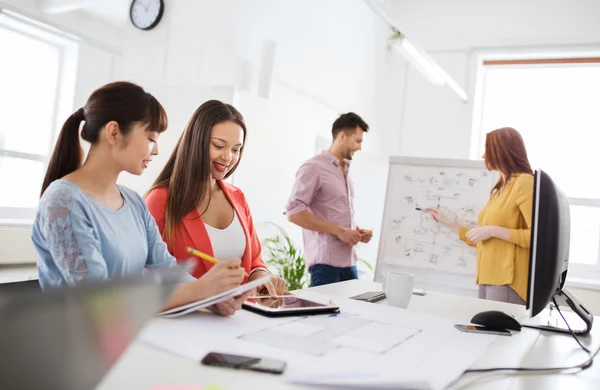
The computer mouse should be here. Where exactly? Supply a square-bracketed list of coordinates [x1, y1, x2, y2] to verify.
[471, 310, 522, 331]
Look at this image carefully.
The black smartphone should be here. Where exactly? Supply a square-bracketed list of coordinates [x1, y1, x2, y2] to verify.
[454, 324, 512, 336]
[201, 352, 286, 374]
[350, 291, 386, 303]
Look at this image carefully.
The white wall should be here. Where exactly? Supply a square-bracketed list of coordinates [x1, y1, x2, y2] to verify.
[111, 0, 405, 186]
[384, 0, 600, 301]
[1, 0, 406, 268]
[107, 0, 407, 267]
[3, 0, 600, 310]
[385, 0, 600, 159]
[0, 225, 37, 265]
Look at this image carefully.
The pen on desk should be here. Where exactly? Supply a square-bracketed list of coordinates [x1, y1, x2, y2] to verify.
[415, 207, 426, 211]
[185, 247, 249, 277]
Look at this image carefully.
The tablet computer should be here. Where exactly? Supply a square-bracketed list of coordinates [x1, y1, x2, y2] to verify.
[242, 295, 339, 317]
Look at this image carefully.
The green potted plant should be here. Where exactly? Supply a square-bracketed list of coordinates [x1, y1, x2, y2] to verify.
[262, 223, 309, 291]
[261, 222, 376, 290]
[357, 257, 375, 280]
[264, 235, 309, 291]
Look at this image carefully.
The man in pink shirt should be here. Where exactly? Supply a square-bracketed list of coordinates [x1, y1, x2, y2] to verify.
[285, 113, 373, 286]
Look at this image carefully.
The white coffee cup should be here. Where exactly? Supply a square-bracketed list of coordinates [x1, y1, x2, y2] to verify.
[384, 271, 415, 309]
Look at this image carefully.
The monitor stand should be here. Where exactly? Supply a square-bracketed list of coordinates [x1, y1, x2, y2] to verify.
[522, 289, 593, 336]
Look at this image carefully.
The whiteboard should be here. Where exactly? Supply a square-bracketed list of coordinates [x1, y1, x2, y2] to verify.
[374, 157, 496, 296]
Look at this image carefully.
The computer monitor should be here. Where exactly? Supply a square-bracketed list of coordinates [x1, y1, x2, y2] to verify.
[524, 169, 594, 335]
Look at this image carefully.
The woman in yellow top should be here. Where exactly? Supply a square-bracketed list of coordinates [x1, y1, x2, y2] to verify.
[428, 127, 534, 304]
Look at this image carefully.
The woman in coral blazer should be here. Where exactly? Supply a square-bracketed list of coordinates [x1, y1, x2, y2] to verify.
[146, 182, 267, 279]
[145, 100, 285, 315]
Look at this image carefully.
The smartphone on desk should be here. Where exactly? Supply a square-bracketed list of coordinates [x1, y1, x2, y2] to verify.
[454, 324, 512, 336]
[201, 352, 286, 374]
[350, 291, 386, 303]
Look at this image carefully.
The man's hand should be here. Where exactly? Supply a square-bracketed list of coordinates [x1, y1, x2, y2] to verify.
[356, 227, 373, 243]
[335, 226, 361, 246]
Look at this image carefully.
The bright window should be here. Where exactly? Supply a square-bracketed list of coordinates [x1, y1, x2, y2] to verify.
[473, 56, 600, 280]
[0, 10, 77, 221]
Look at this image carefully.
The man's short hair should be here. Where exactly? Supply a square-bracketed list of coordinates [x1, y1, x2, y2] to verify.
[332, 112, 369, 139]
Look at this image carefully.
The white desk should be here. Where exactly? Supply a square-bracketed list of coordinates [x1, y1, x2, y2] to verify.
[97, 280, 600, 390]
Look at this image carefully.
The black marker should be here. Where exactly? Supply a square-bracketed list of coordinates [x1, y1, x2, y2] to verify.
[415, 207, 424, 211]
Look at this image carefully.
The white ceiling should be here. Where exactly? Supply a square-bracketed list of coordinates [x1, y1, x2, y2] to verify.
[38, 0, 130, 27]
[82, 0, 129, 26]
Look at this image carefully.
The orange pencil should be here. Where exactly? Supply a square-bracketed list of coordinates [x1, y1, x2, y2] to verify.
[185, 247, 249, 277]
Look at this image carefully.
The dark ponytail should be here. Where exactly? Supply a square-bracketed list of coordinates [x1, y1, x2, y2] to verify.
[40, 81, 167, 196]
[41, 108, 85, 196]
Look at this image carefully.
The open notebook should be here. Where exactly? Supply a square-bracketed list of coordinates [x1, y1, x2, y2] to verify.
[157, 274, 271, 318]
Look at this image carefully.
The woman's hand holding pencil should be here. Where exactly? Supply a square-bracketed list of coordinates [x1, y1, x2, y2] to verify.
[186, 246, 247, 293]
[161, 248, 249, 316]
[185, 247, 271, 316]
[186, 259, 250, 317]
[193, 258, 245, 297]
[186, 247, 249, 277]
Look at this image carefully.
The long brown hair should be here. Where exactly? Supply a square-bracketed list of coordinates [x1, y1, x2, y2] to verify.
[484, 127, 533, 195]
[148, 100, 247, 245]
[41, 81, 167, 196]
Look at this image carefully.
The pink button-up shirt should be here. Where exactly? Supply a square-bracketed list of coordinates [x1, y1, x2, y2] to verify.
[285, 150, 356, 268]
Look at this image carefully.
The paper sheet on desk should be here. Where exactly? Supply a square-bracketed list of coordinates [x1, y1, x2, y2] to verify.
[139, 290, 499, 390]
[288, 374, 430, 389]
[139, 309, 294, 358]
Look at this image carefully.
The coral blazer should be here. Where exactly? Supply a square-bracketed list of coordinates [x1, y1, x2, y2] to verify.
[145, 181, 267, 280]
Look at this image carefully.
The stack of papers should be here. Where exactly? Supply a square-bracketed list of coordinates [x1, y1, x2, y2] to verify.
[140, 290, 506, 389]
[157, 275, 270, 318]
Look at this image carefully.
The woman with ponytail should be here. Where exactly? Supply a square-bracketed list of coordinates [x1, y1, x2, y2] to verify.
[32, 82, 253, 315]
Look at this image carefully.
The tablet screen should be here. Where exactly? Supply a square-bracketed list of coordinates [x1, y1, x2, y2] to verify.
[244, 296, 334, 311]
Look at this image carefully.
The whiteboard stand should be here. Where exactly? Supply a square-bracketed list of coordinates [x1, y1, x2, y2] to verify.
[374, 156, 497, 297]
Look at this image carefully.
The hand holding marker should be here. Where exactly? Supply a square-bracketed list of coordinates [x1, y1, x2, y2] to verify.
[416, 207, 440, 223]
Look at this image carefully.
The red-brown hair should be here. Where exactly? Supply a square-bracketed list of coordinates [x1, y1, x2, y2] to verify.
[484, 127, 533, 195]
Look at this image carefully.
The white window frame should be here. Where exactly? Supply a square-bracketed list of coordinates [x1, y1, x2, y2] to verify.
[469, 46, 600, 285]
[0, 8, 79, 222]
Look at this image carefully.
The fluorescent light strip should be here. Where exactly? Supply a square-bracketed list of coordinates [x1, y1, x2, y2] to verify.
[363, 0, 468, 102]
[393, 37, 446, 85]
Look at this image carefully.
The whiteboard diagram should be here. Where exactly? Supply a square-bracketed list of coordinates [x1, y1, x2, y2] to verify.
[376, 158, 495, 278]
[238, 315, 421, 357]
